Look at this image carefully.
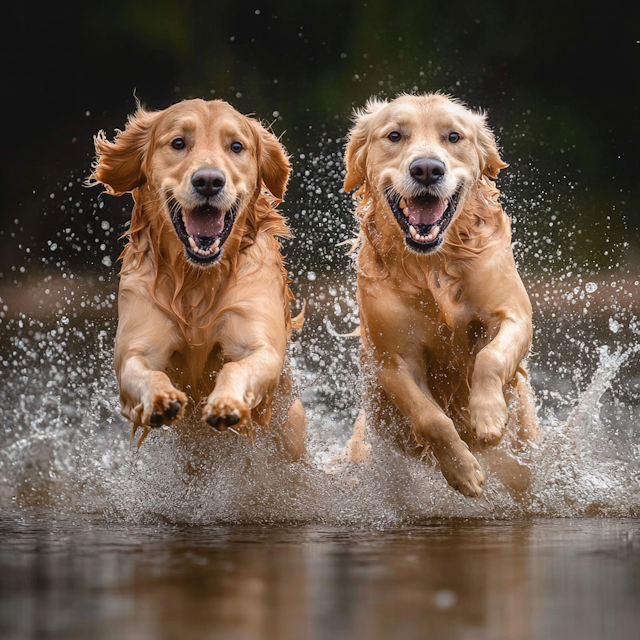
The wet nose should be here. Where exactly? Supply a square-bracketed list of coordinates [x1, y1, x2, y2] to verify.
[409, 157, 446, 186]
[191, 168, 226, 197]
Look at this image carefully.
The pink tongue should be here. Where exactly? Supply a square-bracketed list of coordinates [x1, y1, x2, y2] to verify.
[185, 208, 225, 237]
[406, 198, 445, 227]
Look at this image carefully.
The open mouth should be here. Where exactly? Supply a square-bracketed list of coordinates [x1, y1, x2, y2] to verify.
[169, 197, 239, 265]
[386, 188, 460, 252]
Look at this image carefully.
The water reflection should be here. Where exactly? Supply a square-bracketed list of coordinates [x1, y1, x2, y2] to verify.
[1, 514, 638, 639]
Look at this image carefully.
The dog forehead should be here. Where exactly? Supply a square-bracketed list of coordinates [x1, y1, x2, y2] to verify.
[384, 95, 474, 132]
[155, 99, 254, 139]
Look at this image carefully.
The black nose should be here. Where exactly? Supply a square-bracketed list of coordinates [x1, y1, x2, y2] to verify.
[409, 157, 446, 186]
[191, 168, 226, 197]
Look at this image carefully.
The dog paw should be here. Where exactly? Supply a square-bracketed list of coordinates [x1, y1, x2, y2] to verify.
[433, 440, 485, 498]
[469, 393, 508, 446]
[202, 397, 250, 433]
[142, 386, 188, 428]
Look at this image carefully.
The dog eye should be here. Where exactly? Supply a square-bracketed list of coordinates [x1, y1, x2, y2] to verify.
[172, 138, 186, 150]
[230, 141, 243, 153]
[448, 132, 461, 143]
[388, 131, 402, 142]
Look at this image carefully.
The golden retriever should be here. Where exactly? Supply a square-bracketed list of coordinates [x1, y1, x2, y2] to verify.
[343, 93, 537, 497]
[89, 99, 305, 457]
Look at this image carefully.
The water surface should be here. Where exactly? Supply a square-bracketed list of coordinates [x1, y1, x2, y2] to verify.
[1, 514, 638, 640]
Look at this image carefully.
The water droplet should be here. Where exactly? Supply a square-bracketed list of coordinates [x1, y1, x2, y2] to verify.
[433, 590, 457, 609]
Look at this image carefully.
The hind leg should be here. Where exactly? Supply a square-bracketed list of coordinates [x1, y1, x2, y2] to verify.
[504, 369, 538, 443]
[346, 408, 371, 464]
[280, 398, 307, 461]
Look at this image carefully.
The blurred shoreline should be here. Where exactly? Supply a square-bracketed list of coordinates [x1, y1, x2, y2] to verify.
[1, 262, 638, 322]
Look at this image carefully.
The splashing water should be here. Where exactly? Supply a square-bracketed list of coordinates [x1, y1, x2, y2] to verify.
[1, 135, 639, 524]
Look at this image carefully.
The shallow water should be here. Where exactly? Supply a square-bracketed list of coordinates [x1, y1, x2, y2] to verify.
[0, 513, 638, 640]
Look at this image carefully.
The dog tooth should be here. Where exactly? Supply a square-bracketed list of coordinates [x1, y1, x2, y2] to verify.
[409, 225, 417, 238]
[399, 198, 407, 210]
[188, 237, 197, 249]
[426, 225, 440, 241]
[211, 238, 221, 251]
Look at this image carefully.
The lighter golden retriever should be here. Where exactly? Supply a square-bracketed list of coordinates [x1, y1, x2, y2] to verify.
[343, 93, 537, 497]
[89, 99, 305, 457]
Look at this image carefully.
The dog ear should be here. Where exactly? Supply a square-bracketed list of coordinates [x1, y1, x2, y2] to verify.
[89, 107, 158, 196]
[343, 97, 388, 192]
[475, 115, 508, 179]
[253, 122, 291, 201]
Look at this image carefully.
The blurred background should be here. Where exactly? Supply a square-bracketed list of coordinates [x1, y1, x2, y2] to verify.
[1, 0, 638, 275]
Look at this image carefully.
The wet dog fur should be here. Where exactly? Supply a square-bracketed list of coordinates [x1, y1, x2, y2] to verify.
[342, 93, 538, 497]
[90, 99, 305, 457]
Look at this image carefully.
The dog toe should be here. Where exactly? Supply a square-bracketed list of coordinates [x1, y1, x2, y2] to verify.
[149, 412, 164, 427]
[164, 400, 182, 420]
[203, 398, 249, 433]
[206, 414, 223, 430]
[206, 411, 241, 431]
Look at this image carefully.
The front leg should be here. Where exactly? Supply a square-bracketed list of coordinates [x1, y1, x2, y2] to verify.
[377, 351, 485, 498]
[115, 284, 188, 435]
[469, 317, 532, 446]
[202, 344, 284, 432]
[119, 355, 188, 429]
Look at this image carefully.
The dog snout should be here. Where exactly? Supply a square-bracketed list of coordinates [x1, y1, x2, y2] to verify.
[191, 168, 226, 197]
[409, 157, 445, 187]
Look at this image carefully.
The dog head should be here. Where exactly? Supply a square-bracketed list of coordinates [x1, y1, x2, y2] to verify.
[344, 93, 507, 253]
[91, 99, 290, 266]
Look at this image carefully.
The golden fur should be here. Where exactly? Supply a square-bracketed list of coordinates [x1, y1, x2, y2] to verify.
[90, 99, 305, 456]
[343, 94, 537, 497]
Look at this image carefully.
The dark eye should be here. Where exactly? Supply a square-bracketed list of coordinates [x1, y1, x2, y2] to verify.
[448, 132, 461, 143]
[388, 131, 402, 142]
[231, 141, 243, 153]
[171, 137, 186, 150]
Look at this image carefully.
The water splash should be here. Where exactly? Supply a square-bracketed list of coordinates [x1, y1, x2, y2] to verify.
[1, 129, 639, 524]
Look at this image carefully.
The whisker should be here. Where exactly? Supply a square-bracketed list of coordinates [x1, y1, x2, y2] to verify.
[384, 186, 402, 207]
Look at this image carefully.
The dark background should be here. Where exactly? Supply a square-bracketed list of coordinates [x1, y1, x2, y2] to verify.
[1, 0, 638, 274]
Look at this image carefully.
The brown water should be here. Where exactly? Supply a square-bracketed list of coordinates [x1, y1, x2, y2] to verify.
[1, 513, 638, 640]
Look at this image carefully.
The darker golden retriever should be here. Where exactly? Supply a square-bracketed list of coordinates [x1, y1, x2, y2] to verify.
[90, 99, 305, 457]
[343, 93, 537, 497]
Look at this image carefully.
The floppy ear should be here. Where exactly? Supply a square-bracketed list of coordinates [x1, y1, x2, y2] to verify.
[89, 107, 158, 196]
[343, 97, 388, 192]
[253, 122, 291, 201]
[474, 114, 508, 179]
